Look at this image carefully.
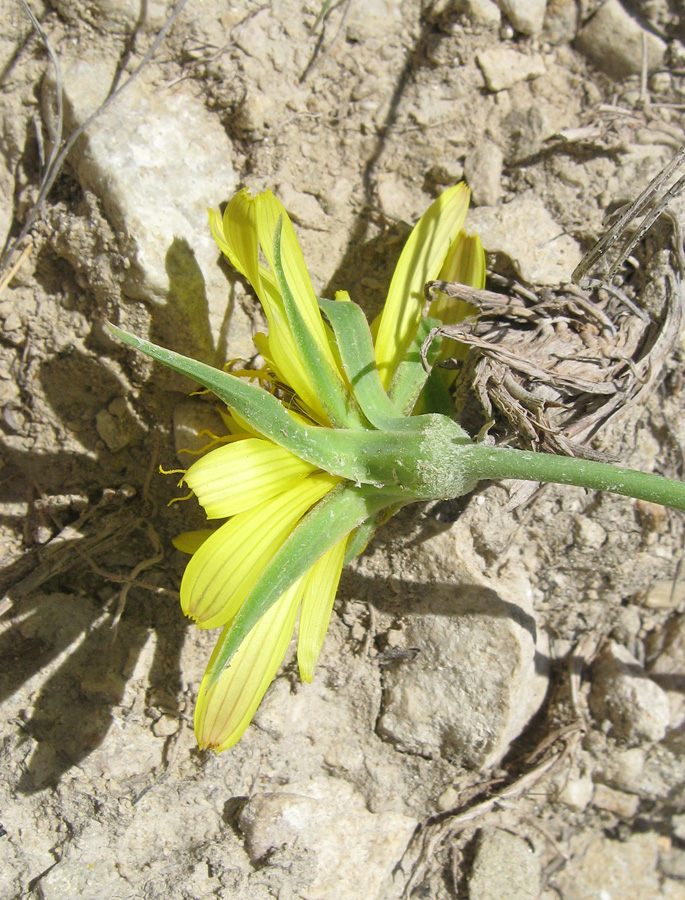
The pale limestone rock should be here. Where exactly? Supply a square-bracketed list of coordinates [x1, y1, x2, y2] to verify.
[648, 612, 685, 733]
[49, 57, 247, 362]
[0, 153, 13, 251]
[555, 832, 662, 900]
[51, 0, 145, 32]
[644, 579, 685, 610]
[95, 396, 147, 452]
[377, 171, 421, 223]
[465, 141, 504, 207]
[606, 747, 646, 792]
[477, 47, 546, 92]
[574, 0, 666, 79]
[542, 0, 579, 44]
[238, 776, 416, 900]
[661, 848, 685, 881]
[465, 197, 582, 285]
[590, 641, 671, 744]
[377, 582, 549, 768]
[592, 783, 640, 818]
[461, 0, 502, 27]
[468, 828, 542, 900]
[424, 0, 499, 24]
[497, 0, 547, 35]
[573, 515, 607, 550]
[276, 182, 328, 229]
[559, 772, 594, 811]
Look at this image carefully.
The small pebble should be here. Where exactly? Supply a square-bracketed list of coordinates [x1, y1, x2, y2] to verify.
[589, 641, 670, 744]
[3, 311, 22, 332]
[498, 0, 547, 35]
[649, 71, 671, 94]
[573, 516, 607, 551]
[559, 773, 594, 811]
[574, 0, 666, 78]
[469, 828, 541, 900]
[464, 141, 503, 207]
[592, 783, 640, 818]
[644, 578, 685, 610]
[477, 47, 546, 92]
[152, 715, 180, 738]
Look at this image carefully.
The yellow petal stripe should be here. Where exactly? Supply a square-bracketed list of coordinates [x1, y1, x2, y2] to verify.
[374, 183, 471, 387]
[297, 536, 348, 683]
[184, 437, 318, 519]
[181, 473, 338, 629]
[194, 577, 304, 751]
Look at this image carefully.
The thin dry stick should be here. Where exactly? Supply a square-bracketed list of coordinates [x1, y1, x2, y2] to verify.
[17, 1, 63, 182]
[0, 0, 192, 275]
[0, 240, 33, 297]
[572, 143, 685, 284]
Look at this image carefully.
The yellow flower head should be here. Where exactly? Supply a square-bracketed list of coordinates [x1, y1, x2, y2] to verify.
[123, 184, 485, 752]
[111, 184, 685, 754]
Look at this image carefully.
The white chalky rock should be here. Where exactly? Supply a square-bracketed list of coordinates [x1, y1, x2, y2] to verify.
[50, 0, 168, 32]
[497, 0, 547, 34]
[590, 642, 671, 744]
[377, 583, 549, 768]
[574, 0, 666, 79]
[648, 612, 685, 734]
[49, 57, 248, 361]
[469, 828, 542, 900]
[238, 776, 416, 900]
[466, 197, 582, 284]
[477, 47, 546, 92]
[465, 140, 504, 207]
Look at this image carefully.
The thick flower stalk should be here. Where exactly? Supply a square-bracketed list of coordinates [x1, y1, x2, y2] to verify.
[110, 185, 685, 752]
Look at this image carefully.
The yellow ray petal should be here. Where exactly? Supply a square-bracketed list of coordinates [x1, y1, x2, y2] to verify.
[173, 529, 215, 555]
[195, 577, 304, 751]
[296, 536, 348, 682]
[257, 297, 331, 423]
[428, 231, 487, 372]
[207, 207, 231, 258]
[254, 190, 332, 351]
[216, 190, 261, 289]
[181, 473, 338, 629]
[213, 189, 332, 423]
[440, 230, 486, 291]
[184, 437, 318, 519]
[374, 183, 471, 387]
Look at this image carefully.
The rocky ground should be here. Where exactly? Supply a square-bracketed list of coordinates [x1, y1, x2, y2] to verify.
[1, 0, 685, 898]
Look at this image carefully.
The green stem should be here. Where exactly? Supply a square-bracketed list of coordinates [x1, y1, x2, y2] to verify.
[460, 445, 685, 512]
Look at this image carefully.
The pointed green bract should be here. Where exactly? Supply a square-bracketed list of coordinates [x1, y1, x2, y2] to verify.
[108, 324, 478, 500]
[273, 219, 365, 428]
[205, 481, 402, 689]
[181, 473, 338, 629]
[195, 577, 304, 751]
[318, 294, 404, 429]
